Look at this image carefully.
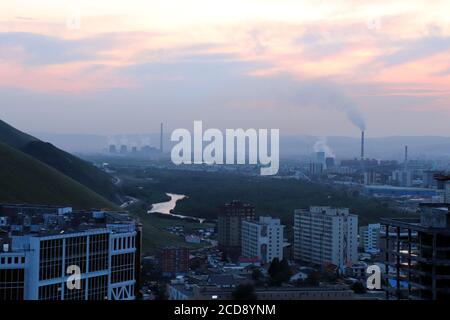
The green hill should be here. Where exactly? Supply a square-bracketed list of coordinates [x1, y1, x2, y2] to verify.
[0, 119, 37, 147]
[0, 119, 119, 202]
[0, 142, 113, 209]
[21, 141, 118, 201]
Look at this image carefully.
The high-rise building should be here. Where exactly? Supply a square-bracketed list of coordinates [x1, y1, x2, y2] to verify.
[435, 174, 450, 203]
[294, 206, 358, 269]
[0, 204, 140, 301]
[241, 217, 284, 264]
[359, 223, 381, 254]
[159, 247, 190, 276]
[218, 201, 255, 260]
[381, 203, 450, 300]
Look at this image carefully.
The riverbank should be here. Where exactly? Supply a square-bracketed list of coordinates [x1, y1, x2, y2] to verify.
[148, 192, 205, 223]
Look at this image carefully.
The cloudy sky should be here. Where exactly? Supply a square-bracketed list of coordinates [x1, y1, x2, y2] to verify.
[0, 0, 449, 137]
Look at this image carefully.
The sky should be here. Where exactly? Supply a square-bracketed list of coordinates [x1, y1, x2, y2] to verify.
[0, 0, 449, 137]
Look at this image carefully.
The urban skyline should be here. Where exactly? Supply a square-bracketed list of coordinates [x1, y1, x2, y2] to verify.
[1, 0, 450, 306]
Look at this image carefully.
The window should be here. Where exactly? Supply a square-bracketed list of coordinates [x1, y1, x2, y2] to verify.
[111, 253, 135, 283]
[0, 268, 25, 300]
[89, 233, 109, 272]
[39, 239, 63, 281]
[65, 236, 87, 274]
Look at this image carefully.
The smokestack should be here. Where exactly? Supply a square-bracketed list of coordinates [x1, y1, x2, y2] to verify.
[404, 145, 408, 165]
[160, 122, 163, 153]
[361, 131, 365, 160]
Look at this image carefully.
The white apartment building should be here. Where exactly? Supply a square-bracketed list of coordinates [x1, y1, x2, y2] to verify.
[359, 223, 381, 254]
[294, 207, 358, 269]
[0, 204, 140, 301]
[241, 217, 284, 264]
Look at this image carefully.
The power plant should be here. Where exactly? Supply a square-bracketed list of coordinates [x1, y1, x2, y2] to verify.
[106, 122, 165, 157]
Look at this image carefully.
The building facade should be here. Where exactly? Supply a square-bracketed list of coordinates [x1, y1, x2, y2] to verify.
[381, 203, 450, 300]
[217, 201, 255, 260]
[359, 223, 381, 254]
[0, 205, 140, 301]
[159, 247, 190, 276]
[294, 206, 358, 269]
[241, 216, 284, 264]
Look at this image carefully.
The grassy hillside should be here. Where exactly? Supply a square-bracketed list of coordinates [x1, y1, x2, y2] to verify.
[0, 119, 119, 202]
[21, 141, 118, 201]
[0, 142, 114, 209]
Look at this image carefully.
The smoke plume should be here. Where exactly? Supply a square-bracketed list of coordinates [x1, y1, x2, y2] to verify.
[313, 137, 335, 158]
[293, 80, 366, 131]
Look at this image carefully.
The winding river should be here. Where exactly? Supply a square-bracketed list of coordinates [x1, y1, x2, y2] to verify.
[148, 193, 205, 223]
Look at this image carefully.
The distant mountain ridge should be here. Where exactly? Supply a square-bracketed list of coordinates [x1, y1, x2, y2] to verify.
[34, 131, 450, 161]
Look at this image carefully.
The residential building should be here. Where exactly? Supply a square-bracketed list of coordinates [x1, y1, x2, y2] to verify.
[218, 201, 255, 260]
[159, 247, 190, 276]
[168, 278, 354, 300]
[294, 206, 358, 269]
[359, 223, 381, 254]
[381, 203, 450, 300]
[241, 216, 284, 264]
[0, 204, 140, 300]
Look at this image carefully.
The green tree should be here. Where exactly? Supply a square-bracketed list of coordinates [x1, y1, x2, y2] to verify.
[305, 272, 320, 287]
[232, 284, 257, 300]
[351, 281, 367, 294]
[252, 268, 263, 282]
[268, 258, 280, 278]
[269, 258, 291, 286]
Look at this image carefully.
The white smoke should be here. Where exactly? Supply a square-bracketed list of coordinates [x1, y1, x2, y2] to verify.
[313, 137, 335, 158]
[293, 80, 366, 131]
[347, 108, 366, 131]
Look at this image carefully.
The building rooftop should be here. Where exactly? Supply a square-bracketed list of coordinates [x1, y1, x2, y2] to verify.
[381, 203, 450, 235]
[0, 203, 136, 253]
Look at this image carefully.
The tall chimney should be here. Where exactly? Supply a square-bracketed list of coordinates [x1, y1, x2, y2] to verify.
[404, 145, 408, 165]
[361, 130, 365, 160]
[160, 122, 163, 153]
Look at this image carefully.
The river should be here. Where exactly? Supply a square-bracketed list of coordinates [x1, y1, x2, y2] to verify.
[148, 193, 205, 223]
